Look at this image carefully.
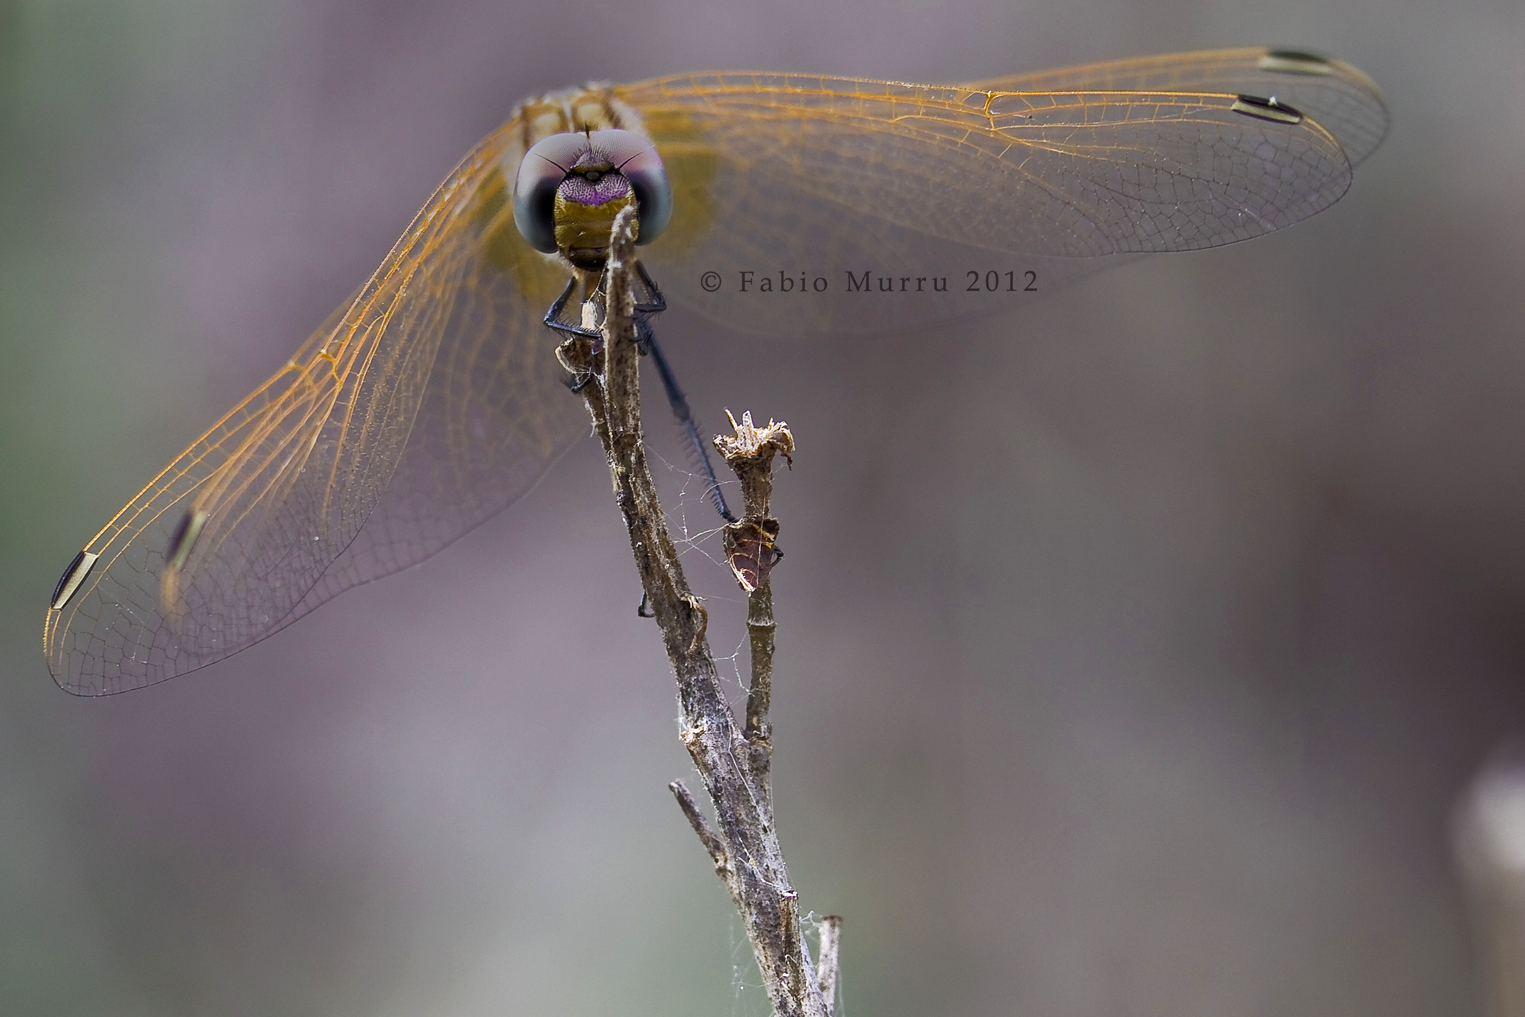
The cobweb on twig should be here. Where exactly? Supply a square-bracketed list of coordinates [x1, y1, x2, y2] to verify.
[728, 914, 769, 1017]
[721, 912, 846, 1017]
[649, 447, 735, 564]
[648, 447, 755, 696]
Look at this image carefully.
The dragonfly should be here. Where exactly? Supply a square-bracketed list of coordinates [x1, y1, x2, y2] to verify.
[43, 48, 1387, 696]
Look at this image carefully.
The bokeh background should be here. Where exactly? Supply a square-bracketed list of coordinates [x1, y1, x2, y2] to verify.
[4, 0, 1525, 1014]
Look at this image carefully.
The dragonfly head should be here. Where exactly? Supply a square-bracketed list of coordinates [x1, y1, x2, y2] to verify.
[513, 129, 673, 270]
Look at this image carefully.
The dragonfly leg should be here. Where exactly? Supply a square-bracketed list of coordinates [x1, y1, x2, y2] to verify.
[545, 264, 735, 523]
[543, 276, 581, 332]
[634, 260, 667, 316]
[544, 274, 606, 342]
[630, 261, 736, 521]
[644, 328, 736, 523]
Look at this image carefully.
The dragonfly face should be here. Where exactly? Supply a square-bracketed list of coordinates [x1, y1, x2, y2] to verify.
[509, 93, 673, 269]
[43, 48, 1388, 695]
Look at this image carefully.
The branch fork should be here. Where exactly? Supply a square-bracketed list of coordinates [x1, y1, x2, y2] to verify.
[558, 207, 840, 1017]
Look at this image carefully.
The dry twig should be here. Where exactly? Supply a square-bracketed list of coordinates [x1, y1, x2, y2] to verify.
[557, 206, 838, 1017]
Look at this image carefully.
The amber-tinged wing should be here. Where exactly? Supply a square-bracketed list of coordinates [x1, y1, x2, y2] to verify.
[621, 52, 1380, 334]
[44, 117, 582, 695]
[968, 47, 1387, 167]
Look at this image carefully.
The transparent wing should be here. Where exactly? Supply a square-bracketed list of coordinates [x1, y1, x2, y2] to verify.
[968, 47, 1388, 167]
[621, 51, 1376, 334]
[44, 118, 584, 695]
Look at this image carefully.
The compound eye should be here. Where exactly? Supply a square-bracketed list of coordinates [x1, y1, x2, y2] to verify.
[585, 129, 672, 244]
[513, 132, 594, 254]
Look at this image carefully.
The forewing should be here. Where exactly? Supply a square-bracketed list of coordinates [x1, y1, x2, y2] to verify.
[620, 63, 1361, 334]
[44, 118, 582, 695]
[968, 47, 1388, 167]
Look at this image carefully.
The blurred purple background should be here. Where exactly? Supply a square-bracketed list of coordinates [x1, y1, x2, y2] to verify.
[4, 0, 1525, 1013]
